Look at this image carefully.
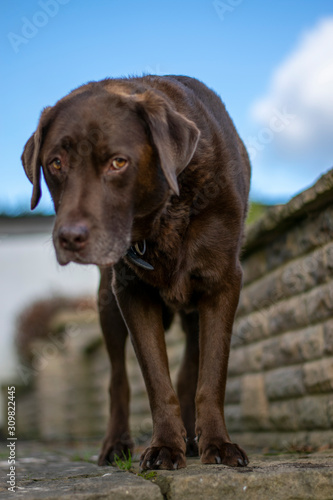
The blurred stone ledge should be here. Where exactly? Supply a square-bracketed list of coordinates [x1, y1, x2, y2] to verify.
[244, 167, 333, 260]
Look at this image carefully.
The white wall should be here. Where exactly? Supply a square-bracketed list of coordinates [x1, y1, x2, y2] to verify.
[0, 233, 99, 388]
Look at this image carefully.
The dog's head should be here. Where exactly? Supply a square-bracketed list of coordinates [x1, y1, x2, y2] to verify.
[22, 82, 200, 266]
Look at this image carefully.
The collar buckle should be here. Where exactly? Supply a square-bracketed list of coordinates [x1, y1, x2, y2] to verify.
[126, 240, 154, 271]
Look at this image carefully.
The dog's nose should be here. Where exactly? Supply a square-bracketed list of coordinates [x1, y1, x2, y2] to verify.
[58, 224, 89, 252]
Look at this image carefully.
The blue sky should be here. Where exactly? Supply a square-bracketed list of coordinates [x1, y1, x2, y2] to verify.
[1, 0, 333, 213]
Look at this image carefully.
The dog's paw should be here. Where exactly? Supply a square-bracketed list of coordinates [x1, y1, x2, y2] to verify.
[140, 446, 186, 470]
[200, 441, 249, 467]
[98, 437, 134, 466]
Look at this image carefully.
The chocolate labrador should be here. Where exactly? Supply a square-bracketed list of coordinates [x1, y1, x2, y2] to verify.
[22, 75, 251, 470]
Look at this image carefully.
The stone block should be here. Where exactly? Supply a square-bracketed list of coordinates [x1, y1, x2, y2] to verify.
[225, 377, 242, 404]
[280, 247, 327, 298]
[327, 395, 333, 426]
[305, 282, 333, 324]
[265, 366, 305, 401]
[323, 319, 333, 354]
[262, 325, 324, 369]
[228, 343, 263, 376]
[240, 245, 330, 319]
[240, 272, 282, 319]
[266, 232, 293, 272]
[232, 310, 269, 347]
[224, 404, 242, 432]
[299, 325, 325, 361]
[306, 429, 333, 449]
[241, 374, 270, 430]
[296, 206, 333, 255]
[303, 358, 333, 393]
[246, 343, 264, 372]
[236, 288, 250, 317]
[326, 241, 333, 271]
[268, 295, 308, 337]
[228, 348, 247, 376]
[296, 395, 331, 430]
[242, 249, 267, 285]
[244, 204, 333, 278]
[262, 337, 282, 370]
[231, 429, 333, 451]
[238, 273, 332, 348]
[269, 400, 298, 431]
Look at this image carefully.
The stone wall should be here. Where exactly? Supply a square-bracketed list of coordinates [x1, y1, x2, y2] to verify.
[227, 168, 333, 451]
[16, 312, 110, 440]
[16, 311, 185, 443]
[16, 169, 333, 451]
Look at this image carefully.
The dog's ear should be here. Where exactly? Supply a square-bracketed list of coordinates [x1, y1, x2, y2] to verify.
[21, 106, 52, 210]
[133, 91, 200, 195]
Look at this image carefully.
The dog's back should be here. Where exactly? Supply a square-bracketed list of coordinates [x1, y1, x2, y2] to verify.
[139, 74, 251, 217]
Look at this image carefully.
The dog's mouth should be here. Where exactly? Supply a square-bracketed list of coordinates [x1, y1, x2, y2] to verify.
[56, 249, 119, 267]
[59, 252, 114, 267]
[54, 237, 131, 268]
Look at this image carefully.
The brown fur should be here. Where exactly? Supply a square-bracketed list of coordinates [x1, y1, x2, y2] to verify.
[22, 75, 251, 470]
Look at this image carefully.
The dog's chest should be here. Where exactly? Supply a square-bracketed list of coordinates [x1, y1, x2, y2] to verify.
[129, 191, 218, 309]
[128, 247, 205, 311]
[159, 277, 199, 311]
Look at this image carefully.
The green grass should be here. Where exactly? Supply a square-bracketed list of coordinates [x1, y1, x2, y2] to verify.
[113, 451, 157, 481]
[113, 451, 133, 471]
[138, 470, 157, 480]
[246, 201, 269, 225]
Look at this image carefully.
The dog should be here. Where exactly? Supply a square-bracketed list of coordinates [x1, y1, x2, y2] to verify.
[22, 75, 251, 470]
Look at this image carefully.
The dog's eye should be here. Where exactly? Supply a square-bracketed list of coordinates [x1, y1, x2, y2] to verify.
[111, 158, 127, 170]
[51, 158, 62, 170]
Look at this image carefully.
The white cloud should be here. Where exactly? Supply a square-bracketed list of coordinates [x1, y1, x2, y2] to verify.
[251, 17, 333, 167]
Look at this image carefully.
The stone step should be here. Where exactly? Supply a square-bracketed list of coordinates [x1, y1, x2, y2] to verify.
[1, 443, 332, 500]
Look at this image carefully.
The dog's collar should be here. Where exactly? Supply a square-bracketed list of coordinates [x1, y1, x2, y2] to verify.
[126, 240, 154, 271]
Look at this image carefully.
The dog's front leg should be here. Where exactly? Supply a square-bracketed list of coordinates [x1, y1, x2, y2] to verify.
[195, 264, 249, 467]
[98, 267, 133, 466]
[113, 263, 187, 470]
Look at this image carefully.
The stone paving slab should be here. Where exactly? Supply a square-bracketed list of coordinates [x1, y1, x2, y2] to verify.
[0, 441, 332, 499]
[152, 455, 333, 500]
[0, 457, 162, 500]
[2, 472, 162, 500]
